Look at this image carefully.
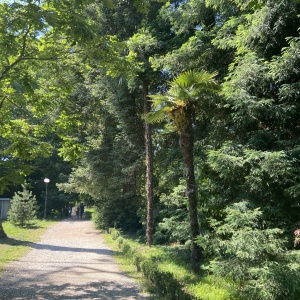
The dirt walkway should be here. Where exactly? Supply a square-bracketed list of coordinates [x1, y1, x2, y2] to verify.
[0, 220, 150, 299]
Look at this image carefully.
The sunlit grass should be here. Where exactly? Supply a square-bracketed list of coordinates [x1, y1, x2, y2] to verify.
[0, 220, 57, 273]
[103, 233, 158, 299]
[103, 229, 238, 300]
[84, 206, 94, 219]
[185, 275, 236, 300]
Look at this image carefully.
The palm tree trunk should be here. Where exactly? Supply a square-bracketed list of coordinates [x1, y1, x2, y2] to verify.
[143, 81, 154, 246]
[179, 107, 202, 272]
[0, 220, 7, 238]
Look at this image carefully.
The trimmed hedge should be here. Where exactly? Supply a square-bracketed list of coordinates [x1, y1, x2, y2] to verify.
[108, 228, 197, 300]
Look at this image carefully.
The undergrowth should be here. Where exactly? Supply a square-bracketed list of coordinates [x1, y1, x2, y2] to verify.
[105, 228, 237, 300]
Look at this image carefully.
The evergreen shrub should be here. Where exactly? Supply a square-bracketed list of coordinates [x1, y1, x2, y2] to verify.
[108, 228, 234, 300]
[154, 181, 190, 245]
[7, 184, 38, 227]
[117, 236, 124, 248]
[110, 227, 121, 239]
[198, 201, 300, 300]
[92, 197, 142, 231]
[109, 228, 192, 299]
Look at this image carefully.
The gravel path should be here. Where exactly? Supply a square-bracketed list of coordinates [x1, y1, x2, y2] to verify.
[0, 220, 150, 299]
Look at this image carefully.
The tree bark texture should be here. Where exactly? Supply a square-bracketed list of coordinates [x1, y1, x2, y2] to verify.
[179, 107, 202, 272]
[0, 220, 7, 238]
[143, 81, 154, 246]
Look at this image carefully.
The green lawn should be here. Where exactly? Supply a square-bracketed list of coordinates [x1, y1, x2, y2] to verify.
[103, 232, 158, 297]
[104, 228, 238, 300]
[0, 220, 57, 273]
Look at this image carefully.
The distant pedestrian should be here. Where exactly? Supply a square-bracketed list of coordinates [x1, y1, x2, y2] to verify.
[80, 203, 84, 218]
[65, 207, 69, 218]
[70, 204, 76, 220]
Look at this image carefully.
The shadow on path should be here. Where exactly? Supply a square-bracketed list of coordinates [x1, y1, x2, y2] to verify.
[30, 242, 114, 255]
[0, 238, 114, 255]
[0, 280, 147, 299]
[0, 220, 150, 299]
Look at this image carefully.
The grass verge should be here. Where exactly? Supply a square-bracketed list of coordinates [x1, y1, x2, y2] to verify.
[103, 228, 238, 300]
[84, 206, 94, 219]
[103, 232, 158, 299]
[0, 220, 57, 273]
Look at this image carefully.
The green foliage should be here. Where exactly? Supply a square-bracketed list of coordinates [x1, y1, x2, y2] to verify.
[1, 120, 52, 160]
[154, 180, 190, 244]
[186, 276, 235, 300]
[0, 153, 32, 195]
[55, 67, 146, 232]
[207, 142, 300, 229]
[92, 196, 142, 231]
[107, 228, 236, 300]
[211, 0, 299, 57]
[198, 202, 300, 300]
[148, 70, 219, 130]
[7, 184, 38, 227]
[0, 0, 100, 194]
[1, 0, 300, 297]
[109, 228, 194, 299]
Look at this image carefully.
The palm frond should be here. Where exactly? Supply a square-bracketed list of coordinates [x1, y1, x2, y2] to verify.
[149, 93, 185, 108]
[172, 70, 219, 93]
[144, 110, 167, 123]
[148, 95, 168, 109]
[146, 69, 219, 125]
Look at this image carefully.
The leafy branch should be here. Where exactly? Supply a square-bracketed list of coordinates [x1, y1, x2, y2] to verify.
[0, 96, 6, 111]
[0, 25, 61, 82]
[0, 25, 32, 82]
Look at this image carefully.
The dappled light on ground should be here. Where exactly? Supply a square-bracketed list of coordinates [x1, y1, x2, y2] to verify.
[0, 220, 149, 300]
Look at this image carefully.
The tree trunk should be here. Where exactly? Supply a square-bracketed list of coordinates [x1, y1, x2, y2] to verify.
[179, 107, 202, 272]
[0, 220, 7, 238]
[143, 81, 154, 246]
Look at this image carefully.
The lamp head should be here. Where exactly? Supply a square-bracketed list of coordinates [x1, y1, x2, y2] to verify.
[44, 178, 50, 183]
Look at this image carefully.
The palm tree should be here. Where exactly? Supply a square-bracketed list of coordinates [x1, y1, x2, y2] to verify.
[146, 70, 219, 271]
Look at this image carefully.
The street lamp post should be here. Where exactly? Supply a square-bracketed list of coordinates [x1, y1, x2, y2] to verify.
[43, 178, 50, 219]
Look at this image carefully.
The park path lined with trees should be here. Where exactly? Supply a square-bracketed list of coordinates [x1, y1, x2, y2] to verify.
[1, 0, 300, 298]
[0, 220, 149, 300]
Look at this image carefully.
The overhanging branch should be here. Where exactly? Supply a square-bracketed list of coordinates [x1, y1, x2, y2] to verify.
[0, 96, 7, 111]
[0, 25, 32, 82]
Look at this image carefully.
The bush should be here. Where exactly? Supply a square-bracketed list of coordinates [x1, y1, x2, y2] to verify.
[92, 197, 142, 231]
[109, 227, 121, 239]
[107, 228, 235, 300]
[7, 184, 38, 227]
[154, 181, 190, 245]
[199, 201, 300, 300]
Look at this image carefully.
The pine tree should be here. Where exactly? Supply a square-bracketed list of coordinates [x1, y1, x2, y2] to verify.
[7, 184, 38, 227]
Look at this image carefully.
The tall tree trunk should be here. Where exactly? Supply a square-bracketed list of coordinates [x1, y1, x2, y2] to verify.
[143, 81, 154, 246]
[179, 107, 202, 272]
[0, 220, 7, 238]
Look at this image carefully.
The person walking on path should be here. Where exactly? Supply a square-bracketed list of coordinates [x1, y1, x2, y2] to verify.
[80, 203, 85, 219]
[0, 220, 150, 299]
[70, 204, 76, 219]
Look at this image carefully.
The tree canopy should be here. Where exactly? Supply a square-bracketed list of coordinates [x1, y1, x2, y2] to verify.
[1, 0, 300, 298]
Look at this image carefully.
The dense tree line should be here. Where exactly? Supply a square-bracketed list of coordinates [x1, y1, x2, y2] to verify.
[1, 0, 300, 298]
